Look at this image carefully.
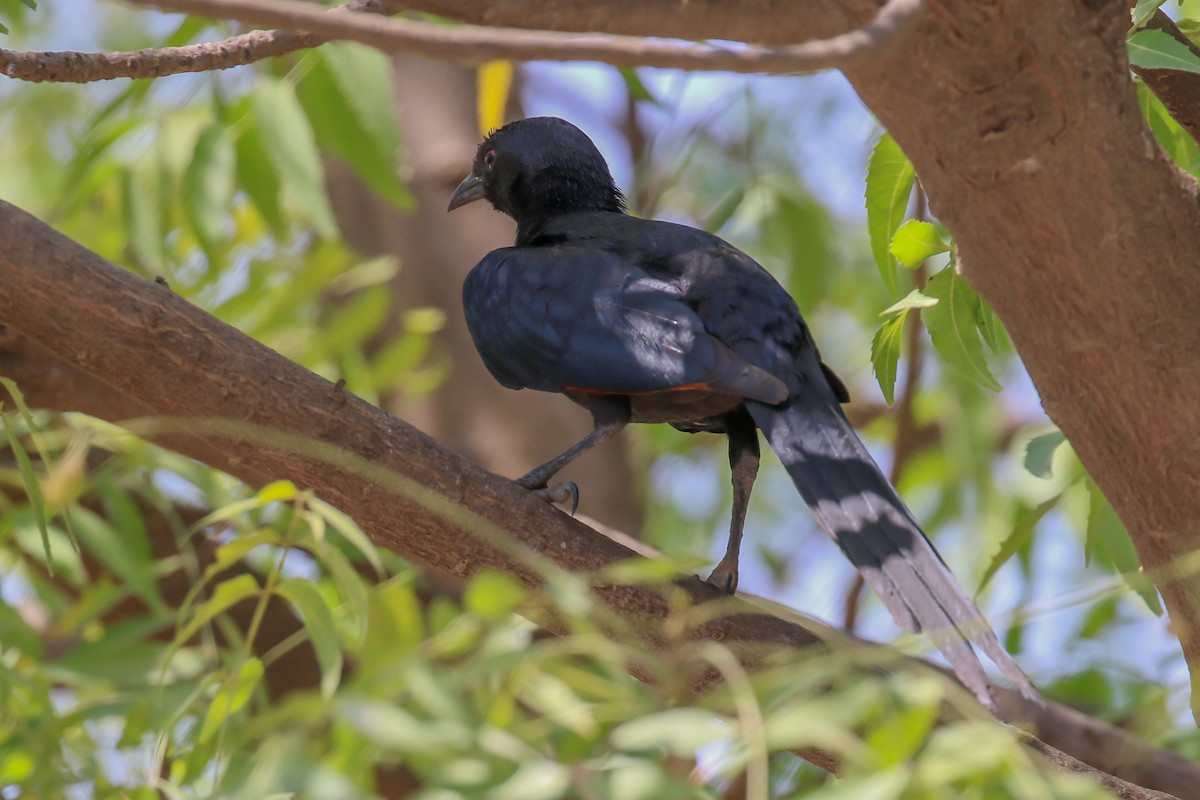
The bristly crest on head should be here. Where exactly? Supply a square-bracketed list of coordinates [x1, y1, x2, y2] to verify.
[475, 117, 626, 226]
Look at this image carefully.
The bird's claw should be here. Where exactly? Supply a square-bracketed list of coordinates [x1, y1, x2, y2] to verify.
[526, 480, 579, 516]
[705, 560, 739, 596]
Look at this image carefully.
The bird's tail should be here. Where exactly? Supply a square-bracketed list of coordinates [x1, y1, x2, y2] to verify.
[747, 395, 1036, 705]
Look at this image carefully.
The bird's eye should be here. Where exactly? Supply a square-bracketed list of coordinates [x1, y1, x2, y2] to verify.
[483, 149, 497, 170]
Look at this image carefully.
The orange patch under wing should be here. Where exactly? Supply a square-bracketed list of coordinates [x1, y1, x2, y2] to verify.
[563, 382, 714, 396]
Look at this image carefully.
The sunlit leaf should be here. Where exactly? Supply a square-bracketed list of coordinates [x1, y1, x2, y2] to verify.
[489, 760, 571, 800]
[865, 132, 914, 297]
[889, 219, 948, 268]
[611, 708, 728, 755]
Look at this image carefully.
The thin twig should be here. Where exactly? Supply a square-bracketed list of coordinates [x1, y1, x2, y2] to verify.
[68, 0, 930, 81]
[0, 0, 381, 83]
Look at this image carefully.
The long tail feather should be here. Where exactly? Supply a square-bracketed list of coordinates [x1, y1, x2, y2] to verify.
[748, 395, 1037, 705]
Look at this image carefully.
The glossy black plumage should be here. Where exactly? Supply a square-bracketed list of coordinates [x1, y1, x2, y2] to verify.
[449, 116, 1035, 706]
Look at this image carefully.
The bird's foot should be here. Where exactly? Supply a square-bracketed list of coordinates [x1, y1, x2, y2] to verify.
[521, 479, 580, 516]
[705, 559, 739, 596]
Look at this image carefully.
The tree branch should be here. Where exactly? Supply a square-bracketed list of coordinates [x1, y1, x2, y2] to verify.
[112, 0, 924, 77]
[0, 0, 382, 83]
[0, 199, 1195, 800]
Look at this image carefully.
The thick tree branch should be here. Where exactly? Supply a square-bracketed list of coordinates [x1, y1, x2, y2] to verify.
[0, 201, 1195, 800]
[118, 0, 923, 76]
[0, 0, 382, 83]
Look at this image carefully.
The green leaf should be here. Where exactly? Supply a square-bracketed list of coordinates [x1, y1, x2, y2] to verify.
[922, 267, 1002, 391]
[122, 166, 166, 269]
[251, 77, 337, 237]
[1132, 0, 1168, 29]
[1128, 28, 1200, 74]
[1, 401, 50, 569]
[1085, 479, 1163, 615]
[1024, 430, 1066, 478]
[464, 571, 526, 621]
[276, 577, 343, 697]
[865, 132, 915, 297]
[184, 122, 236, 259]
[978, 496, 1058, 592]
[611, 708, 728, 755]
[308, 496, 384, 574]
[198, 658, 264, 743]
[489, 761, 571, 800]
[321, 43, 401, 159]
[618, 67, 658, 104]
[341, 699, 469, 752]
[870, 309, 909, 406]
[889, 219, 949, 268]
[232, 97, 286, 234]
[72, 505, 166, 614]
[971, 292, 1006, 353]
[173, 573, 260, 649]
[296, 46, 411, 210]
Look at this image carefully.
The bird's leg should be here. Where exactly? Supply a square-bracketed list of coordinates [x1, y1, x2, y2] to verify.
[707, 408, 760, 595]
[518, 395, 630, 513]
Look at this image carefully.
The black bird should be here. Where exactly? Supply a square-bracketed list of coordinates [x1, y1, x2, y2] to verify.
[448, 116, 1034, 704]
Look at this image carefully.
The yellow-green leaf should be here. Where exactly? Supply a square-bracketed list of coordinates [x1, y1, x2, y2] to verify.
[889, 219, 949, 268]
[198, 658, 264, 743]
[870, 309, 908, 406]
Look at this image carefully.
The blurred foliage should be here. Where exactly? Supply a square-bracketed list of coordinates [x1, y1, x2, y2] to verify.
[0, 1, 1199, 796]
[0, 401, 1113, 798]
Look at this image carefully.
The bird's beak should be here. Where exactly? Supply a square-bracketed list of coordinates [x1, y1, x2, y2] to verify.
[447, 173, 486, 211]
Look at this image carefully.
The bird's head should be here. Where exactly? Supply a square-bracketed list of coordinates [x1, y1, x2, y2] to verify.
[447, 117, 625, 226]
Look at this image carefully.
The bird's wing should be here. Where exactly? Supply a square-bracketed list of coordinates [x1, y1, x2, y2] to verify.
[462, 246, 787, 403]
